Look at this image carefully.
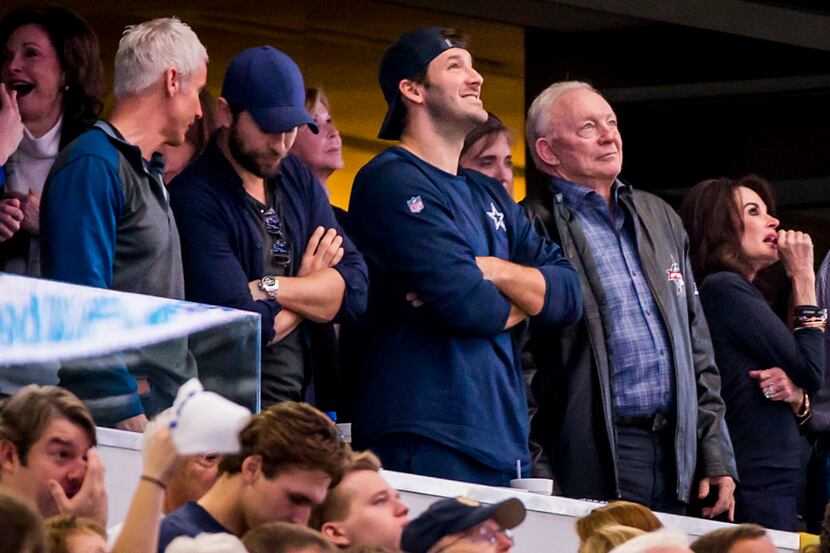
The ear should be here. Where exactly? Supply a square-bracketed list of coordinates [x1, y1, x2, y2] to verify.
[0, 439, 20, 475]
[321, 521, 351, 548]
[164, 67, 181, 98]
[535, 136, 560, 168]
[241, 455, 262, 485]
[216, 97, 234, 129]
[399, 79, 424, 106]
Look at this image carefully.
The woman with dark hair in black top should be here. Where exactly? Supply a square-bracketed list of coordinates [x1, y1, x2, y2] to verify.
[0, 6, 104, 275]
[681, 174, 824, 531]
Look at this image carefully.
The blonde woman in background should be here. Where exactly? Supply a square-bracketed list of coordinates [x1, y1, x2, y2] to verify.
[581, 525, 646, 553]
[292, 88, 344, 200]
[576, 501, 663, 547]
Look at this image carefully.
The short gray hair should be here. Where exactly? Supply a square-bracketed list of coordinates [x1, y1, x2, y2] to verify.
[609, 528, 689, 553]
[525, 80, 597, 170]
[114, 17, 208, 98]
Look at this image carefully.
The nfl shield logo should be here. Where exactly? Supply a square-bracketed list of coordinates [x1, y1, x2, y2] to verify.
[407, 196, 424, 214]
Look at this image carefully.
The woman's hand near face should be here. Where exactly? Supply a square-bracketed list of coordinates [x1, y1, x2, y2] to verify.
[7, 189, 40, 234]
[777, 229, 817, 305]
[0, 198, 23, 241]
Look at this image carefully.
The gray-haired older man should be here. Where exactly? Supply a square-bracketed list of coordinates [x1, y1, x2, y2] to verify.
[522, 81, 737, 517]
[41, 18, 208, 431]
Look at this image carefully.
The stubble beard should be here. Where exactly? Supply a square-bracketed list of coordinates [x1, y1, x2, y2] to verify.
[228, 124, 282, 179]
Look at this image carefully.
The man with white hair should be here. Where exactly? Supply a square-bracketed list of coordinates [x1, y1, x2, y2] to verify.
[523, 81, 737, 517]
[40, 17, 208, 431]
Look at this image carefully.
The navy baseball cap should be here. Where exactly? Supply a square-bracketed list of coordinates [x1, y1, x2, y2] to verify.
[222, 46, 318, 135]
[401, 496, 526, 553]
[377, 27, 457, 140]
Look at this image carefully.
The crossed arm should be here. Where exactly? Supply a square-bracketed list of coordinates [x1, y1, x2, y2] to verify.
[474, 256, 547, 329]
[249, 226, 346, 345]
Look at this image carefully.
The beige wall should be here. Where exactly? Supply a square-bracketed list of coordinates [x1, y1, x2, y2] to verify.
[4, 0, 526, 204]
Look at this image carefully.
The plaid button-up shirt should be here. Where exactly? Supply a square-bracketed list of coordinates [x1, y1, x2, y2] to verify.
[553, 177, 673, 417]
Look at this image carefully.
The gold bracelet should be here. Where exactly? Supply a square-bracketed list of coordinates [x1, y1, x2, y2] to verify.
[796, 393, 812, 425]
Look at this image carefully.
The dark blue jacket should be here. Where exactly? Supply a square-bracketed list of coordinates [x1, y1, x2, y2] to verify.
[168, 139, 368, 344]
[348, 147, 582, 475]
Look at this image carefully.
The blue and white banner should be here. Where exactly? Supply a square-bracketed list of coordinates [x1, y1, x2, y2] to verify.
[0, 274, 257, 365]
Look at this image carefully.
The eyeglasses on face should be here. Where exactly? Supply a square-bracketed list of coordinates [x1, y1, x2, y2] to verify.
[434, 523, 514, 553]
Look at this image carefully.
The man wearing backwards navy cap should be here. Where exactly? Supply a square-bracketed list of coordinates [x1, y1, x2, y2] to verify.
[401, 497, 525, 553]
[169, 46, 368, 406]
[347, 28, 582, 485]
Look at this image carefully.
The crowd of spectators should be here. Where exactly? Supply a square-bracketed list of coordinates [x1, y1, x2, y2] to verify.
[2, 5, 830, 551]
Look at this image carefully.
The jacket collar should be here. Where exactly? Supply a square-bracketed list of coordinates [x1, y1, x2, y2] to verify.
[202, 136, 247, 198]
[549, 176, 629, 211]
[93, 119, 167, 193]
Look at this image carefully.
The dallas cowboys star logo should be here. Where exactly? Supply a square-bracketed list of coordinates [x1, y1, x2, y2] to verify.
[486, 202, 506, 231]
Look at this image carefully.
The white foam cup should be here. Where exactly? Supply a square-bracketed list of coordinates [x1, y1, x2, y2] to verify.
[510, 478, 553, 495]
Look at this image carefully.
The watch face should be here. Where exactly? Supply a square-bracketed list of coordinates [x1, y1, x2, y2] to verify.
[262, 276, 277, 288]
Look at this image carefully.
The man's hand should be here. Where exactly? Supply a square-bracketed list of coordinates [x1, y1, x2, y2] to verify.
[0, 198, 23, 242]
[8, 189, 40, 234]
[298, 226, 344, 276]
[698, 475, 736, 521]
[142, 427, 181, 485]
[49, 449, 108, 526]
[0, 83, 24, 165]
[116, 413, 148, 433]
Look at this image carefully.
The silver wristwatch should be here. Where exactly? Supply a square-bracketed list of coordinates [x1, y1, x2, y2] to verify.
[259, 275, 280, 300]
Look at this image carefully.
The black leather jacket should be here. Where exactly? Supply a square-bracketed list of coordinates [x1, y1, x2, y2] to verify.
[523, 179, 737, 502]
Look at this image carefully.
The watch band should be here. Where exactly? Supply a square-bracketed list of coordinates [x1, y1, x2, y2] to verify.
[259, 275, 279, 300]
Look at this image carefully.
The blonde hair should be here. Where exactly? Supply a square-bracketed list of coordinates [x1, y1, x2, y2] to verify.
[45, 515, 106, 553]
[610, 528, 689, 553]
[576, 501, 663, 543]
[309, 450, 383, 529]
[581, 525, 646, 553]
[306, 88, 331, 113]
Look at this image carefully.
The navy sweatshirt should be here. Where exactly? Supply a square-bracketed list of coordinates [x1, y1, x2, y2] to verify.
[168, 139, 368, 344]
[348, 147, 582, 475]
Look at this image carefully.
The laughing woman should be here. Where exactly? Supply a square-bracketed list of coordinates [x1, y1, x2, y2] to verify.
[0, 7, 103, 275]
[681, 174, 824, 531]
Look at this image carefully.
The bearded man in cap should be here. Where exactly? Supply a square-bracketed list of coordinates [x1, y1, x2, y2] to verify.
[347, 27, 582, 485]
[168, 46, 367, 407]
